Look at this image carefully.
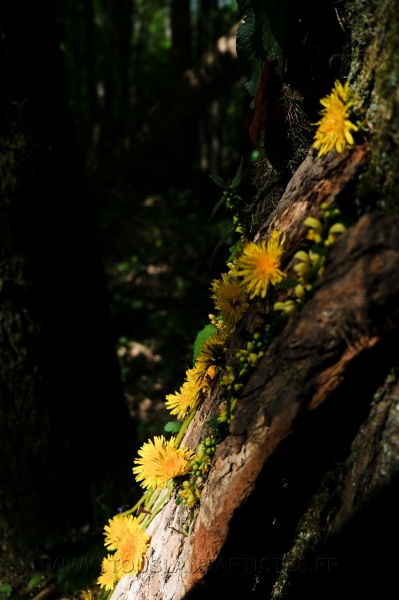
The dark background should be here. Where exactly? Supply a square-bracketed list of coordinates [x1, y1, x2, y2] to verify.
[0, 1, 257, 597]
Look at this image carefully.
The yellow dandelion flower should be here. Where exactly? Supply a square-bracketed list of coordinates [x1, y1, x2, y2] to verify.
[133, 435, 194, 490]
[313, 80, 359, 157]
[195, 331, 226, 378]
[113, 521, 150, 575]
[81, 590, 94, 600]
[234, 230, 286, 299]
[165, 364, 204, 418]
[165, 387, 194, 419]
[104, 514, 139, 551]
[97, 555, 120, 591]
[210, 274, 249, 328]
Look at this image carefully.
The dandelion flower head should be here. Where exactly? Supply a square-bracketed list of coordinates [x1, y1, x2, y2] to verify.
[195, 329, 226, 382]
[165, 363, 207, 418]
[313, 80, 359, 157]
[104, 514, 139, 551]
[234, 230, 286, 299]
[81, 590, 94, 600]
[210, 274, 249, 328]
[114, 520, 150, 575]
[133, 435, 194, 489]
[165, 386, 193, 419]
[97, 555, 120, 591]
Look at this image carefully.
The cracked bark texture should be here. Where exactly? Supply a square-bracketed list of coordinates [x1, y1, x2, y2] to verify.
[112, 142, 399, 599]
[112, 0, 399, 597]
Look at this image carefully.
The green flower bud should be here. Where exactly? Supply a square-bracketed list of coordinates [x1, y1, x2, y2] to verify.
[197, 442, 205, 461]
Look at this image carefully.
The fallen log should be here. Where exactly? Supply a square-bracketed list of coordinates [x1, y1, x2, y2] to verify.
[111, 138, 399, 599]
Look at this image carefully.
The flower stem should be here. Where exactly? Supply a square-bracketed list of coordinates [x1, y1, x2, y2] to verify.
[174, 405, 197, 447]
[140, 484, 174, 530]
[137, 489, 160, 524]
[120, 488, 153, 516]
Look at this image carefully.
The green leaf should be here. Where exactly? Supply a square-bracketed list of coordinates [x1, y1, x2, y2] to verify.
[0, 584, 12, 600]
[231, 156, 244, 188]
[209, 194, 227, 222]
[175, 497, 183, 506]
[261, 0, 285, 75]
[27, 573, 44, 590]
[164, 422, 182, 433]
[245, 57, 263, 97]
[193, 324, 217, 364]
[310, 244, 329, 257]
[205, 415, 220, 432]
[276, 278, 299, 289]
[236, 4, 256, 63]
[226, 242, 243, 264]
[210, 226, 235, 268]
[237, 0, 285, 80]
[209, 174, 227, 187]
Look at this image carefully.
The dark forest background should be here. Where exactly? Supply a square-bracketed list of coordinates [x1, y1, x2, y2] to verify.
[54, 0, 254, 438]
[0, 0, 257, 598]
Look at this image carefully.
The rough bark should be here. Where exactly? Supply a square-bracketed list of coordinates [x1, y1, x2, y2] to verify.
[112, 140, 399, 599]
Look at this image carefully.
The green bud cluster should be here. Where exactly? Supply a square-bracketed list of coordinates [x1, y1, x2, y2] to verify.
[235, 337, 265, 377]
[224, 187, 242, 211]
[216, 328, 274, 425]
[177, 481, 202, 507]
[176, 437, 219, 510]
[189, 437, 218, 480]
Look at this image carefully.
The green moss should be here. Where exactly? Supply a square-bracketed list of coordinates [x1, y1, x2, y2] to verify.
[353, 0, 399, 213]
[272, 466, 344, 599]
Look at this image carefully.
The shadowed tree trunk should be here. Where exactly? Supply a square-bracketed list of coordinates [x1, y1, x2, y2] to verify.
[0, 0, 134, 542]
[170, 0, 194, 185]
[111, 0, 399, 598]
[91, 22, 246, 192]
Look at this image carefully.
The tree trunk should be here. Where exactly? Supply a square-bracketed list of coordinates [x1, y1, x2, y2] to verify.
[111, 0, 399, 598]
[91, 22, 246, 192]
[170, 0, 194, 185]
[0, 0, 133, 541]
[171, 0, 192, 82]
